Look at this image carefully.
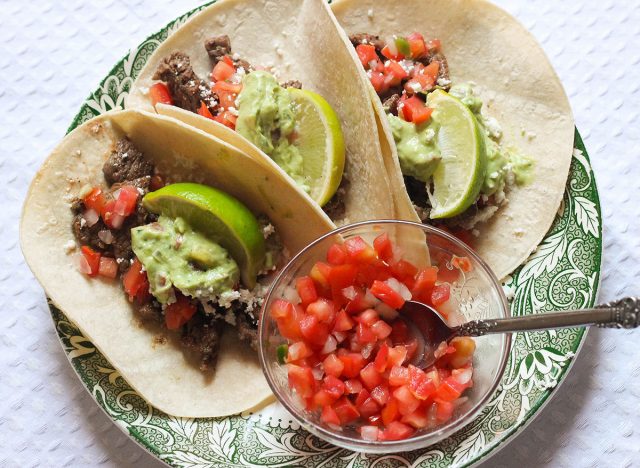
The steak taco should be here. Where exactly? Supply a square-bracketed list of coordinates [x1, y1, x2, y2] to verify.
[127, 0, 397, 225]
[332, 0, 575, 279]
[20, 109, 336, 417]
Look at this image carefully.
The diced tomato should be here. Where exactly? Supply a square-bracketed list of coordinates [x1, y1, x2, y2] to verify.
[339, 352, 367, 378]
[370, 280, 405, 309]
[399, 95, 433, 124]
[98, 257, 118, 279]
[212, 80, 242, 110]
[344, 236, 377, 264]
[149, 82, 173, 107]
[388, 365, 409, 387]
[333, 397, 360, 425]
[357, 396, 380, 418]
[357, 309, 379, 327]
[370, 384, 390, 406]
[288, 364, 315, 398]
[373, 232, 393, 262]
[378, 421, 414, 441]
[407, 32, 427, 58]
[411, 267, 438, 302]
[355, 388, 370, 407]
[213, 111, 237, 129]
[312, 389, 337, 409]
[356, 322, 376, 345]
[435, 377, 467, 401]
[423, 60, 440, 81]
[427, 38, 442, 52]
[381, 397, 400, 425]
[434, 398, 454, 422]
[344, 378, 363, 394]
[371, 320, 392, 340]
[355, 44, 378, 67]
[323, 353, 344, 378]
[389, 260, 418, 283]
[113, 185, 139, 217]
[212, 59, 236, 82]
[295, 276, 318, 306]
[333, 309, 355, 332]
[197, 101, 215, 120]
[408, 365, 437, 400]
[307, 298, 335, 324]
[327, 243, 348, 265]
[360, 362, 383, 391]
[368, 71, 387, 93]
[387, 345, 408, 367]
[300, 314, 330, 347]
[165, 293, 197, 330]
[404, 73, 435, 95]
[451, 255, 473, 273]
[101, 199, 124, 230]
[405, 338, 419, 363]
[384, 60, 408, 87]
[274, 304, 304, 341]
[381, 44, 404, 61]
[122, 258, 149, 302]
[328, 264, 358, 290]
[321, 404, 341, 426]
[431, 283, 451, 306]
[83, 187, 106, 213]
[270, 299, 294, 319]
[373, 343, 389, 373]
[287, 341, 313, 362]
[80, 246, 101, 277]
[402, 406, 429, 429]
[393, 385, 421, 416]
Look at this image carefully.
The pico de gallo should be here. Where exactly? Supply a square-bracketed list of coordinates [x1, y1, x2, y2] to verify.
[350, 32, 533, 238]
[270, 233, 476, 442]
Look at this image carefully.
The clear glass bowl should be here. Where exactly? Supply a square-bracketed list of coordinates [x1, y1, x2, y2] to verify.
[258, 220, 510, 453]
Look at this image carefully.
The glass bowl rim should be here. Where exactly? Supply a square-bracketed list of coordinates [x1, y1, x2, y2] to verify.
[258, 219, 511, 452]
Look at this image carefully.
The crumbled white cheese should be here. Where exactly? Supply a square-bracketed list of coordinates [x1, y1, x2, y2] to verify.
[483, 116, 502, 139]
[262, 223, 275, 239]
[437, 77, 451, 87]
[63, 241, 76, 254]
[218, 290, 241, 309]
[227, 106, 239, 116]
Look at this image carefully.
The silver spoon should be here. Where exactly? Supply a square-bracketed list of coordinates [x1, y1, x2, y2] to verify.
[400, 297, 640, 369]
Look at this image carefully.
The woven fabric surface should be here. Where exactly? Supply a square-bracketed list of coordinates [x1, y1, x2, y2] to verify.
[0, 0, 638, 466]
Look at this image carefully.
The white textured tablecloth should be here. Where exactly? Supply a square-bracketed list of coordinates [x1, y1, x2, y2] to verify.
[1, 1, 639, 466]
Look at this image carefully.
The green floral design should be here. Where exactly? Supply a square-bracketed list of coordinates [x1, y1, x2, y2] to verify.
[53, 4, 601, 468]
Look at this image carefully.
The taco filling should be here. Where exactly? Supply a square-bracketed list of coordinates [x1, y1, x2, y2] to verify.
[70, 136, 283, 371]
[148, 36, 347, 219]
[350, 33, 533, 237]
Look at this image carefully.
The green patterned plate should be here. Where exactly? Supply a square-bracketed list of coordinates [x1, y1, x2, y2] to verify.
[52, 3, 602, 467]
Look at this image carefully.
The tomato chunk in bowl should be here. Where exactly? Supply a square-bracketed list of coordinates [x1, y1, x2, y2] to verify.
[259, 221, 510, 453]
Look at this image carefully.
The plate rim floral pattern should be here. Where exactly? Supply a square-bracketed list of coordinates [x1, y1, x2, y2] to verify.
[49, 3, 602, 467]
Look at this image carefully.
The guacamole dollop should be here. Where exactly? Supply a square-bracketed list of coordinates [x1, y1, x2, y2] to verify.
[449, 83, 534, 195]
[387, 114, 441, 183]
[236, 71, 308, 192]
[131, 216, 239, 304]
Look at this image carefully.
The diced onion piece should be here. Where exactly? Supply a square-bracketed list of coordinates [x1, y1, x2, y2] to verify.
[341, 286, 357, 300]
[360, 425, 379, 441]
[434, 341, 449, 360]
[363, 289, 380, 307]
[361, 342, 375, 359]
[453, 368, 473, 385]
[332, 331, 347, 343]
[321, 334, 337, 355]
[83, 209, 99, 227]
[311, 364, 324, 381]
[283, 286, 301, 303]
[375, 302, 399, 321]
[98, 229, 114, 245]
[385, 278, 412, 301]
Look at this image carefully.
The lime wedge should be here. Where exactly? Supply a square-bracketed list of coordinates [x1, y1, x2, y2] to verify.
[142, 183, 266, 288]
[427, 90, 487, 219]
[288, 88, 345, 207]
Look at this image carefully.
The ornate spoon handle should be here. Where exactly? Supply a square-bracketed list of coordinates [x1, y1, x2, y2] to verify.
[454, 297, 640, 337]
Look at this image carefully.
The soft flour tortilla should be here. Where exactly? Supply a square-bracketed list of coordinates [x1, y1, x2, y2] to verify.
[20, 109, 336, 418]
[126, 0, 396, 224]
[332, 0, 575, 280]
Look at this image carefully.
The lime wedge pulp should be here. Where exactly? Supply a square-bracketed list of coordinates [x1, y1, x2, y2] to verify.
[142, 183, 266, 288]
[427, 89, 487, 219]
[288, 88, 346, 207]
